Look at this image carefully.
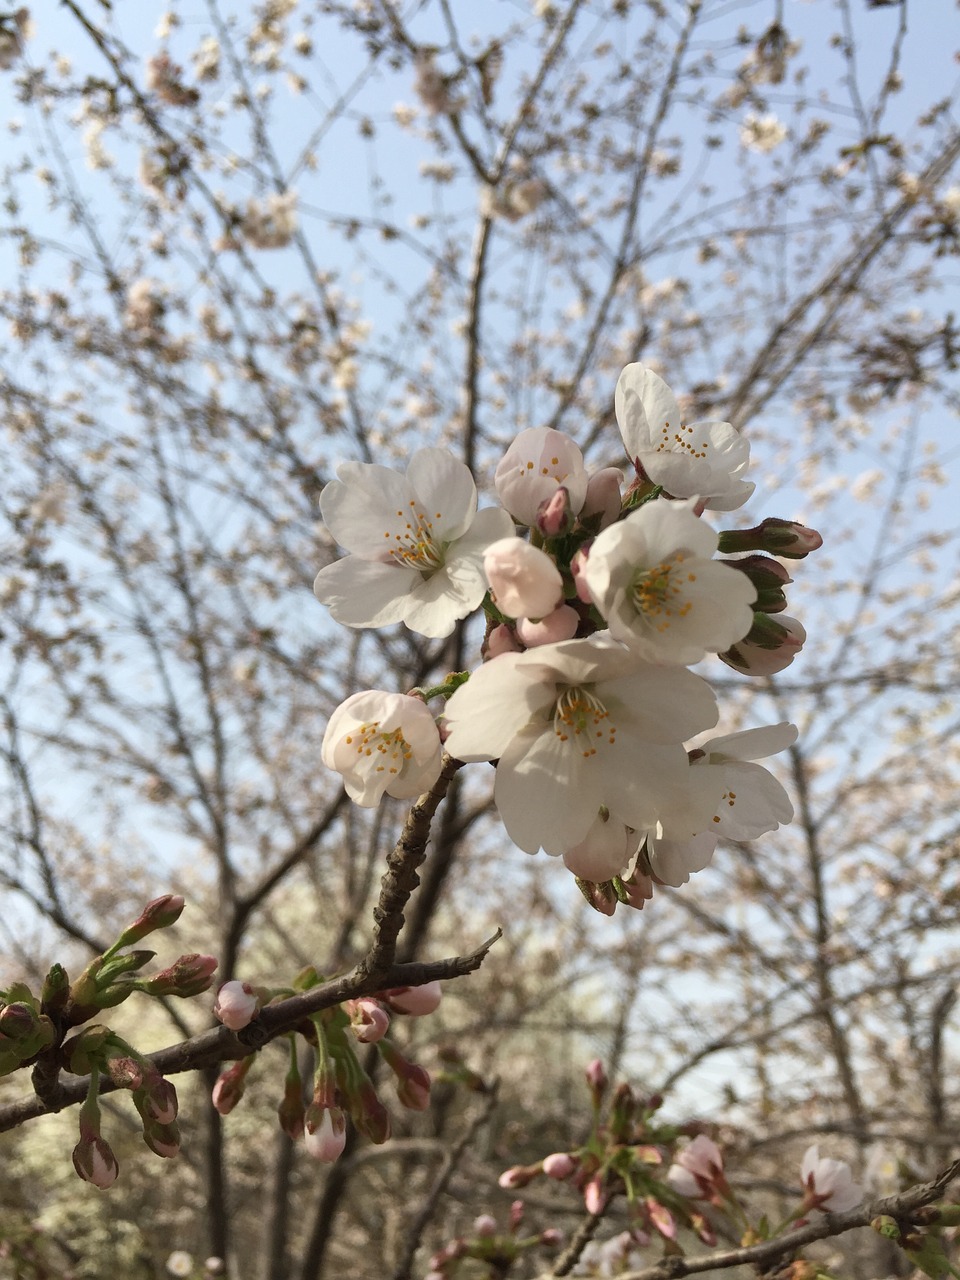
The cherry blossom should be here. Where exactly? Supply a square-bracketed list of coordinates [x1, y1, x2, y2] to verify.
[800, 1145, 863, 1212]
[666, 1135, 726, 1198]
[495, 427, 589, 527]
[213, 980, 259, 1031]
[615, 364, 754, 511]
[443, 634, 721, 857]
[692, 722, 798, 840]
[484, 537, 563, 619]
[583, 497, 756, 664]
[315, 447, 513, 638]
[322, 690, 442, 806]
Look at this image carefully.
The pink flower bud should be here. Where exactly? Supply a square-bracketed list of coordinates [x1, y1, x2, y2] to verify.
[72, 1131, 119, 1189]
[213, 980, 259, 1031]
[536, 486, 573, 536]
[646, 1198, 677, 1240]
[304, 1107, 347, 1163]
[147, 952, 219, 997]
[718, 517, 823, 559]
[516, 603, 579, 647]
[540, 1229, 564, 1247]
[118, 894, 185, 946]
[211, 1061, 250, 1116]
[585, 1058, 608, 1095]
[584, 1176, 607, 1215]
[542, 1152, 577, 1180]
[395, 1061, 431, 1111]
[484, 623, 523, 658]
[473, 1214, 498, 1237]
[498, 1164, 539, 1189]
[383, 981, 443, 1016]
[483, 537, 563, 619]
[350, 998, 390, 1044]
[581, 467, 623, 529]
[142, 1119, 181, 1159]
[720, 614, 806, 676]
[569, 545, 593, 603]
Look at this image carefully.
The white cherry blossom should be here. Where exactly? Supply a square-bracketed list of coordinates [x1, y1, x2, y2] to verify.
[443, 634, 720, 857]
[495, 427, 589, 527]
[693, 722, 797, 840]
[322, 690, 442, 806]
[583, 497, 756, 664]
[615, 364, 754, 511]
[315, 447, 513, 638]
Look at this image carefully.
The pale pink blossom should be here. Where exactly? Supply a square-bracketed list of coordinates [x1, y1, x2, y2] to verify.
[666, 1135, 725, 1199]
[350, 998, 390, 1043]
[484, 537, 563, 620]
[322, 690, 442, 806]
[495, 427, 589, 527]
[213, 980, 259, 1031]
[485, 624, 523, 658]
[615, 364, 753, 511]
[801, 1145, 863, 1212]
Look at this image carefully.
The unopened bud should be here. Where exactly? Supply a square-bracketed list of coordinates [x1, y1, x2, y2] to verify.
[142, 1118, 181, 1159]
[72, 1130, 119, 1189]
[585, 1058, 608, 1097]
[542, 1152, 577, 1180]
[498, 1164, 540, 1190]
[351, 1086, 392, 1145]
[584, 1176, 607, 1215]
[473, 1214, 498, 1237]
[536, 486, 573, 537]
[516, 603, 579, 647]
[720, 614, 806, 676]
[145, 954, 219, 999]
[719, 555, 792, 614]
[212, 980, 261, 1032]
[304, 1106, 347, 1162]
[646, 1197, 677, 1240]
[581, 468, 623, 530]
[212, 1057, 254, 1116]
[40, 963, 70, 1015]
[134, 1073, 179, 1126]
[483, 623, 522, 659]
[718, 517, 822, 559]
[570, 545, 593, 603]
[116, 895, 185, 948]
[382, 982, 443, 1017]
[483, 537, 563, 620]
[396, 1062, 431, 1111]
[540, 1228, 564, 1247]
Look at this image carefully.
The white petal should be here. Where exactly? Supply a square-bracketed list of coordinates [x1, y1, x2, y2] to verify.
[710, 759, 793, 840]
[320, 463, 413, 557]
[705, 722, 799, 762]
[443, 655, 555, 762]
[494, 723, 600, 855]
[313, 557, 414, 629]
[615, 364, 682, 462]
[646, 831, 718, 887]
[406, 447, 477, 541]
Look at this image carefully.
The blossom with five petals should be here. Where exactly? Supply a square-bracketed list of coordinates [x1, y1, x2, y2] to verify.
[314, 447, 514, 638]
[615, 364, 754, 511]
[495, 427, 588, 527]
[443, 634, 720, 857]
[322, 690, 442, 806]
[583, 497, 756, 664]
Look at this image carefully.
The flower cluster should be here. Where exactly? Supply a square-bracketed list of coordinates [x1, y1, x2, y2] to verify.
[315, 364, 821, 909]
[210, 972, 442, 1165]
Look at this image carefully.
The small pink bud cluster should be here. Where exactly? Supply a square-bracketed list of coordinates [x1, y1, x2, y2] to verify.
[425, 1197, 562, 1278]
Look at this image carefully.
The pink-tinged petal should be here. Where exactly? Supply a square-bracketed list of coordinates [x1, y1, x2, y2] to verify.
[314, 557, 413, 629]
[495, 428, 588, 526]
[562, 814, 636, 881]
[406, 447, 478, 541]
